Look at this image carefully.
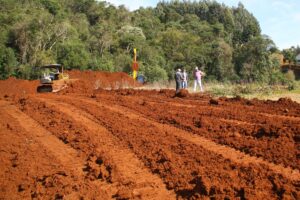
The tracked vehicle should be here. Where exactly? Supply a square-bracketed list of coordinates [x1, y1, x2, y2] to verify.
[37, 64, 69, 93]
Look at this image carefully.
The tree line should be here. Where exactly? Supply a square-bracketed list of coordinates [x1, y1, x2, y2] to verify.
[0, 0, 298, 83]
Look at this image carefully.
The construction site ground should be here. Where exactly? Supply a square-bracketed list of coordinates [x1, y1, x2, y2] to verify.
[0, 70, 299, 199]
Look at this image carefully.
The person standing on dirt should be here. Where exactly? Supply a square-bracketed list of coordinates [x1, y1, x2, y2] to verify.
[175, 68, 183, 94]
[193, 67, 205, 92]
[182, 69, 188, 89]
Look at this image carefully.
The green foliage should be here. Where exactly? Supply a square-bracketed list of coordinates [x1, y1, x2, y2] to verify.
[144, 65, 168, 82]
[0, 0, 295, 84]
[282, 47, 299, 63]
[114, 53, 132, 72]
[35, 50, 56, 67]
[285, 70, 296, 81]
[0, 46, 18, 79]
[40, 0, 61, 15]
[283, 70, 296, 91]
[269, 71, 286, 85]
[16, 64, 35, 80]
[57, 41, 91, 70]
[89, 55, 114, 72]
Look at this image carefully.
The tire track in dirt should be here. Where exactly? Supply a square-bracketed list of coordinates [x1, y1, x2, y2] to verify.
[35, 97, 176, 200]
[69, 96, 300, 182]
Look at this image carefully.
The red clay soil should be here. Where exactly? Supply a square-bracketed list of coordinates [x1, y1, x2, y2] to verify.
[0, 71, 300, 199]
[66, 70, 138, 90]
[0, 77, 39, 95]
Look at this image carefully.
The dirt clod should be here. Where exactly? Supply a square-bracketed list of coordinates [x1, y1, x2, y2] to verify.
[175, 89, 189, 98]
[209, 98, 219, 105]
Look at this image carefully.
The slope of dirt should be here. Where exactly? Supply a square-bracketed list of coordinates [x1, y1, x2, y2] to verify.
[65, 70, 139, 92]
[0, 77, 39, 95]
[0, 73, 300, 199]
[0, 70, 138, 96]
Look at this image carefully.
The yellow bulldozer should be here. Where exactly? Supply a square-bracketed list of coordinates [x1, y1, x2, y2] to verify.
[37, 64, 69, 93]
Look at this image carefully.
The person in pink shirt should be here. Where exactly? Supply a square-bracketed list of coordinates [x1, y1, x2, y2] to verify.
[193, 67, 205, 92]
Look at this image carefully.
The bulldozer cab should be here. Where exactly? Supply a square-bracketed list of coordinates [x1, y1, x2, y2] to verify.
[39, 64, 63, 80]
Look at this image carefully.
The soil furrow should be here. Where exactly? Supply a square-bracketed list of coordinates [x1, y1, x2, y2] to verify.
[103, 94, 299, 170]
[122, 94, 300, 124]
[102, 90, 300, 119]
[71, 97, 300, 182]
[34, 97, 176, 200]
[0, 100, 111, 199]
[41, 95, 300, 199]
[0, 101, 83, 174]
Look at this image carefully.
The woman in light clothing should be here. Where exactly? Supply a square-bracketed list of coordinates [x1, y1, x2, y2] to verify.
[193, 67, 205, 92]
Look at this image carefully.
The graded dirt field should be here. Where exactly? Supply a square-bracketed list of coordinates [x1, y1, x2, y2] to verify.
[0, 71, 299, 199]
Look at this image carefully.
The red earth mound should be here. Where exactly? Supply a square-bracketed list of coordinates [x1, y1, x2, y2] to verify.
[175, 89, 189, 98]
[67, 70, 138, 90]
[0, 77, 39, 96]
[0, 70, 138, 96]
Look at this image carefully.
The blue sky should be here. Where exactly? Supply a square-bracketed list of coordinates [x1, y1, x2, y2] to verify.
[105, 0, 300, 50]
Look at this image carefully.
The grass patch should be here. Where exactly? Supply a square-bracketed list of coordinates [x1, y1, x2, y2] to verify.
[139, 80, 300, 103]
[205, 81, 300, 102]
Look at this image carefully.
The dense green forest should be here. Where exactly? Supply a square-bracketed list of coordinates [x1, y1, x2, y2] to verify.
[0, 0, 299, 83]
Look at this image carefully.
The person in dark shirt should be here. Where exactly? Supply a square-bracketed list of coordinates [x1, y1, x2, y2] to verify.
[175, 68, 183, 94]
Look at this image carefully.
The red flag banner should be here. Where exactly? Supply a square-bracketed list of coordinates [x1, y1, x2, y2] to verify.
[132, 62, 139, 71]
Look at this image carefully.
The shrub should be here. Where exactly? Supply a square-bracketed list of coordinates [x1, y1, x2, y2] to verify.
[285, 70, 295, 82]
[57, 42, 91, 70]
[145, 65, 168, 82]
